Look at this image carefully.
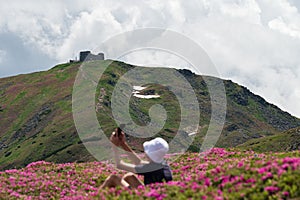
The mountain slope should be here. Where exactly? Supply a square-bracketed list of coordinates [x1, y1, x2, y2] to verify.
[0, 60, 299, 170]
[237, 126, 300, 152]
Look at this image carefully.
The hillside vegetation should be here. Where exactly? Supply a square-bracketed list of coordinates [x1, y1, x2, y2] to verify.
[238, 126, 300, 152]
[0, 60, 299, 170]
[0, 148, 300, 199]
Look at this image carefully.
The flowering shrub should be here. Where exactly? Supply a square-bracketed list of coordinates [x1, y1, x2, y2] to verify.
[1, 148, 300, 199]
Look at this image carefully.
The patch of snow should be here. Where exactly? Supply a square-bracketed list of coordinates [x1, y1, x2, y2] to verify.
[132, 85, 160, 99]
[133, 86, 147, 91]
[188, 132, 197, 136]
[133, 94, 160, 99]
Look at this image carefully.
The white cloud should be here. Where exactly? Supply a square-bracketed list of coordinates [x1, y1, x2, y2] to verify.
[269, 16, 300, 38]
[218, 0, 262, 25]
[0, 0, 300, 118]
[258, 0, 300, 38]
[120, 49, 191, 70]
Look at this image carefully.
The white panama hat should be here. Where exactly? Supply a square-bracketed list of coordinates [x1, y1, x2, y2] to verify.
[143, 137, 169, 163]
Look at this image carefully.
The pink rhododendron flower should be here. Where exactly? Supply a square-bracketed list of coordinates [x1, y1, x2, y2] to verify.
[265, 186, 279, 193]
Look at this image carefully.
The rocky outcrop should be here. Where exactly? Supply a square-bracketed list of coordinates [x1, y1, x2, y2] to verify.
[11, 104, 53, 140]
[226, 81, 251, 106]
[178, 69, 195, 78]
[0, 142, 8, 150]
[225, 124, 239, 132]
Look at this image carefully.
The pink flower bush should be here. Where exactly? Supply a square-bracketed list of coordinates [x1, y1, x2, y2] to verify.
[0, 148, 300, 199]
[265, 186, 279, 193]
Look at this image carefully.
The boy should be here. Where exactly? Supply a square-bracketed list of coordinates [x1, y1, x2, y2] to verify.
[100, 128, 172, 188]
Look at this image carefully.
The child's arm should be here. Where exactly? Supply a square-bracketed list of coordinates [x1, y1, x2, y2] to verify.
[120, 141, 144, 165]
[117, 131, 147, 165]
[110, 132, 140, 173]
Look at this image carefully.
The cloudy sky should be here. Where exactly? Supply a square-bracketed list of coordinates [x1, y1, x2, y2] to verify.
[0, 0, 300, 118]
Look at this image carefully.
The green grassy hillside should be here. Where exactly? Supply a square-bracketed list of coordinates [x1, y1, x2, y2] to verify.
[238, 126, 300, 152]
[0, 60, 299, 170]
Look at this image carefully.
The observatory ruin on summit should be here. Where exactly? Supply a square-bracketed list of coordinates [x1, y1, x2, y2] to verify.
[70, 51, 105, 63]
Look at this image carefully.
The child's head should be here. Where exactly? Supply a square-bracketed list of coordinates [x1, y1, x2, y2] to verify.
[143, 137, 169, 163]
